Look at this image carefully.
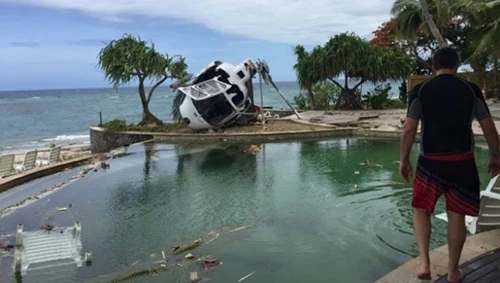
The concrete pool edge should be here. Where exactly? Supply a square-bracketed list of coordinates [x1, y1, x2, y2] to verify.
[90, 119, 494, 153]
[376, 228, 500, 282]
[0, 155, 98, 193]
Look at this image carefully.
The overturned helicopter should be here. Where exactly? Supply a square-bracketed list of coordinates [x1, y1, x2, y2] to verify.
[172, 59, 300, 131]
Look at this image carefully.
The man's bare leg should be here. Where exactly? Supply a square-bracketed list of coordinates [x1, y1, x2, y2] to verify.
[447, 210, 466, 282]
[413, 208, 432, 279]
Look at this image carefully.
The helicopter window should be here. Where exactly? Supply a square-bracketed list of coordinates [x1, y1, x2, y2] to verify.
[231, 91, 244, 106]
[237, 71, 245, 79]
[193, 95, 235, 126]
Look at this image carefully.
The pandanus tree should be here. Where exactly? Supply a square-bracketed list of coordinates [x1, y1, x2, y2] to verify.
[294, 32, 413, 110]
[98, 34, 188, 126]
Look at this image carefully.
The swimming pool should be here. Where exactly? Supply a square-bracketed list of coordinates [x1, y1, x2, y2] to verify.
[0, 139, 492, 282]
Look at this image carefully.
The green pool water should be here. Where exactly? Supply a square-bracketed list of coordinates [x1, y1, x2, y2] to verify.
[0, 138, 493, 282]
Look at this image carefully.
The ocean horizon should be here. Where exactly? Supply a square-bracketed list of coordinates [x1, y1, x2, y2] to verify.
[0, 80, 402, 155]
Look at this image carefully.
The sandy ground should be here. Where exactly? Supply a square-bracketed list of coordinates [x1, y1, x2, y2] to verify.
[285, 102, 500, 135]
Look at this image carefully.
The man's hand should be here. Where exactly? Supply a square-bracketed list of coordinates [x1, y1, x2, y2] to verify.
[488, 156, 500, 178]
[399, 159, 413, 183]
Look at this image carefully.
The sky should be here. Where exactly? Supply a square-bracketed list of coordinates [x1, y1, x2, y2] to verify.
[0, 0, 394, 91]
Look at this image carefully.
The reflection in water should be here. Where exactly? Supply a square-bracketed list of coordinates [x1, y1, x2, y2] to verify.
[0, 139, 493, 283]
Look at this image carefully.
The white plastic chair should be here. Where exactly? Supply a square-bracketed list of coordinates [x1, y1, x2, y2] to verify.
[14, 150, 38, 173]
[0, 154, 15, 178]
[36, 146, 61, 167]
[435, 174, 500, 235]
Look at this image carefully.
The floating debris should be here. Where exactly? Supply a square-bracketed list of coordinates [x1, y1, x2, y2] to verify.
[238, 271, 255, 282]
[185, 253, 195, 259]
[57, 207, 68, 212]
[244, 145, 260, 155]
[229, 226, 250, 233]
[206, 233, 219, 244]
[202, 257, 221, 271]
[354, 171, 360, 175]
[359, 160, 383, 168]
[190, 271, 201, 282]
[173, 239, 202, 255]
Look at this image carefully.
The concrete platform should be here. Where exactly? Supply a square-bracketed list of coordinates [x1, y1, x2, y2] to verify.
[376, 228, 500, 282]
[0, 155, 95, 193]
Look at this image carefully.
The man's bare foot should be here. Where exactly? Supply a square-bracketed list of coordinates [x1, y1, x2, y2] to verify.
[447, 269, 464, 283]
[417, 262, 431, 280]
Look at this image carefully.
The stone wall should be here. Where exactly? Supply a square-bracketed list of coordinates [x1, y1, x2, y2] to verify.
[90, 127, 153, 154]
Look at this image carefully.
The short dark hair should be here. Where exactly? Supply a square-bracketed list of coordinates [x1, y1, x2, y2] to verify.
[433, 47, 460, 70]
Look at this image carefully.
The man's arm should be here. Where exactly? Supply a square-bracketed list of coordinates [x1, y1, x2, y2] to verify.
[401, 118, 419, 161]
[479, 116, 500, 158]
[471, 82, 500, 158]
[400, 85, 421, 161]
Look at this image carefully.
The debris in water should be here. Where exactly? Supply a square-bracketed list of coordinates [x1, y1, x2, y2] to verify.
[229, 226, 250, 233]
[84, 252, 92, 263]
[190, 271, 200, 282]
[245, 145, 260, 154]
[161, 250, 167, 262]
[57, 207, 68, 211]
[173, 239, 202, 255]
[202, 257, 221, 271]
[359, 160, 383, 168]
[354, 171, 360, 175]
[185, 253, 195, 259]
[238, 271, 255, 282]
[206, 233, 219, 244]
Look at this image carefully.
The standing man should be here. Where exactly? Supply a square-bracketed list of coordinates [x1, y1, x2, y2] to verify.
[399, 47, 500, 282]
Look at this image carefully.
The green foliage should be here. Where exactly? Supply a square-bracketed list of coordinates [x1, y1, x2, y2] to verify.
[97, 34, 188, 125]
[362, 83, 406, 110]
[101, 119, 186, 133]
[101, 119, 128, 132]
[294, 32, 413, 110]
[293, 92, 309, 110]
[293, 83, 341, 110]
[312, 33, 413, 84]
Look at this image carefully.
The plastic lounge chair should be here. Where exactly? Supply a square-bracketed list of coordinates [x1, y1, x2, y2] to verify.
[435, 174, 500, 235]
[36, 146, 62, 167]
[13, 150, 38, 173]
[0, 154, 15, 178]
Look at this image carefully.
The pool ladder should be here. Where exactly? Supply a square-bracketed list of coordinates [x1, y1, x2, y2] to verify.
[13, 222, 86, 275]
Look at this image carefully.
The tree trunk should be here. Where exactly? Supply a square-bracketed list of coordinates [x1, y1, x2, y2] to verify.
[420, 0, 447, 48]
[335, 88, 362, 110]
[307, 85, 317, 110]
[138, 80, 163, 126]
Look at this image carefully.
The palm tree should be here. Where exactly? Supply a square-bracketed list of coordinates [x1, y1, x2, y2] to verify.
[293, 45, 317, 109]
[420, 0, 447, 47]
[391, 0, 450, 47]
[456, 0, 500, 57]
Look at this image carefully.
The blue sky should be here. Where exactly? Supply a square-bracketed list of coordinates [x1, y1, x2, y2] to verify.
[0, 0, 393, 91]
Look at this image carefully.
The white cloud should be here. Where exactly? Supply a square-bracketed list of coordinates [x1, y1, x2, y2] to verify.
[1, 0, 392, 44]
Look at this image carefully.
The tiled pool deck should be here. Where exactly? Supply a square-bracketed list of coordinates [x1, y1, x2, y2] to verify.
[377, 228, 500, 282]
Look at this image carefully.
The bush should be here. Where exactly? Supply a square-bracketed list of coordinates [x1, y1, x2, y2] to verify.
[102, 119, 128, 132]
[293, 82, 341, 110]
[101, 119, 186, 133]
[293, 92, 309, 110]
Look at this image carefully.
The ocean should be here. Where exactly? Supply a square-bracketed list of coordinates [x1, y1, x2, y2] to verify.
[0, 81, 401, 154]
